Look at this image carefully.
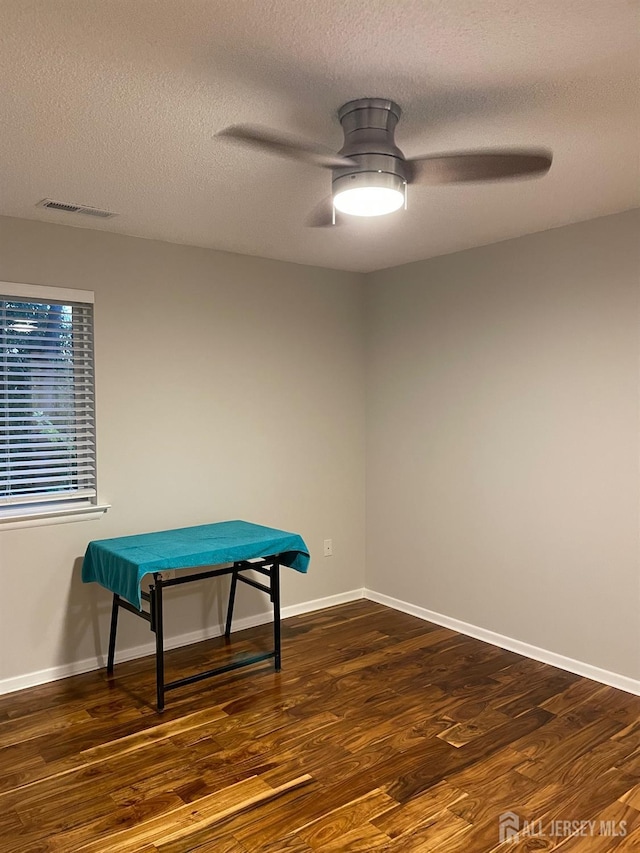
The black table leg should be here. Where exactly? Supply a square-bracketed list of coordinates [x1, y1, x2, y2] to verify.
[107, 594, 119, 675]
[151, 576, 165, 712]
[224, 566, 238, 638]
[107, 556, 284, 711]
[272, 562, 281, 671]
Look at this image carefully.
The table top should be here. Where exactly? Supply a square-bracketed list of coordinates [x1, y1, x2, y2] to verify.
[81, 519, 310, 608]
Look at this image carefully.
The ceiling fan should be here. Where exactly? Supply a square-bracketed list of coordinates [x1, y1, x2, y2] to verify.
[218, 98, 552, 226]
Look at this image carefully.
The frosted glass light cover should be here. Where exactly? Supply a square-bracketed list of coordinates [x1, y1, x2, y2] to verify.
[333, 186, 404, 217]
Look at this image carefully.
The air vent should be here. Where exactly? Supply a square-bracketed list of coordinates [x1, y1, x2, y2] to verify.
[37, 199, 117, 219]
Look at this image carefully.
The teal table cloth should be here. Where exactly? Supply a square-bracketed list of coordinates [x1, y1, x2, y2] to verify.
[82, 519, 310, 609]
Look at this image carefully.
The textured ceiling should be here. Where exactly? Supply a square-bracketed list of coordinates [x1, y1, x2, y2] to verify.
[0, 0, 638, 272]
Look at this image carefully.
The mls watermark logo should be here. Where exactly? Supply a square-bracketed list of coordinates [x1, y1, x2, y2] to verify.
[498, 812, 521, 843]
[498, 811, 627, 843]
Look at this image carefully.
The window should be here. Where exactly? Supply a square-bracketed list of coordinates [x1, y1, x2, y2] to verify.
[0, 282, 106, 526]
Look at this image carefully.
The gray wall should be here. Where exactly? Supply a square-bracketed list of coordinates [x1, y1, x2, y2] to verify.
[1, 209, 638, 688]
[366, 210, 640, 679]
[0, 216, 366, 683]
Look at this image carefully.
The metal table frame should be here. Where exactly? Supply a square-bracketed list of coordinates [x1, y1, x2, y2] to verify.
[106, 555, 281, 711]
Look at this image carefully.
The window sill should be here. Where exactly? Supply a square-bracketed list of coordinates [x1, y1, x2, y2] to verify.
[0, 503, 110, 531]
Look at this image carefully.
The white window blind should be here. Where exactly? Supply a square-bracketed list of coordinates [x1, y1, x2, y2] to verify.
[0, 284, 97, 512]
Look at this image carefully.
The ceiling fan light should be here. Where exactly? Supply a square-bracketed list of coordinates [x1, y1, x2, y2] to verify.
[334, 186, 404, 217]
[332, 171, 405, 217]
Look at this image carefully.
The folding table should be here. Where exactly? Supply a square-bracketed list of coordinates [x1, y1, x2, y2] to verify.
[82, 519, 310, 710]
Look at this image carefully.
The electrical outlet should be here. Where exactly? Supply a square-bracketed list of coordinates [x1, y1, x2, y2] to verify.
[323, 539, 333, 557]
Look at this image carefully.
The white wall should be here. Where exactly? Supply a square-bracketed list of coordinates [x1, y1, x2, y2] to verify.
[0, 216, 366, 685]
[366, 210, 640, 681]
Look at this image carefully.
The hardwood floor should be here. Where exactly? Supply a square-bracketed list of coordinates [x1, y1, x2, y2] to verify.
[1, 600, 639, 852]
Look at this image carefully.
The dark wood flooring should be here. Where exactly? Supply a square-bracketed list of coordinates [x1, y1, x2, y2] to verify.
[1, 600, 639, 852]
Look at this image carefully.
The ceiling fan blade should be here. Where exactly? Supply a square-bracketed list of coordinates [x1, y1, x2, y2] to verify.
[406, 149, 552, 184]
[217, 125, 354, 169]
[306, 196, 340, 227]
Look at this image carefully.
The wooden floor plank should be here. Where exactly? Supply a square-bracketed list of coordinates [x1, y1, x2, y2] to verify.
[296, 788, 396, 848]
[371, 780, 468, 838]
[0, 600, 638, 853]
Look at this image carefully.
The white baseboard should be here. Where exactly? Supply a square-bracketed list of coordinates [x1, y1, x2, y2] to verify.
[0, 588, 365, 696]
[3, 586, 637, 699]
[365, 589, 640, 697]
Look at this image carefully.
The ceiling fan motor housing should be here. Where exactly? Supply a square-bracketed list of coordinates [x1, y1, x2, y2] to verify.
[333, 98, 409, 198]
